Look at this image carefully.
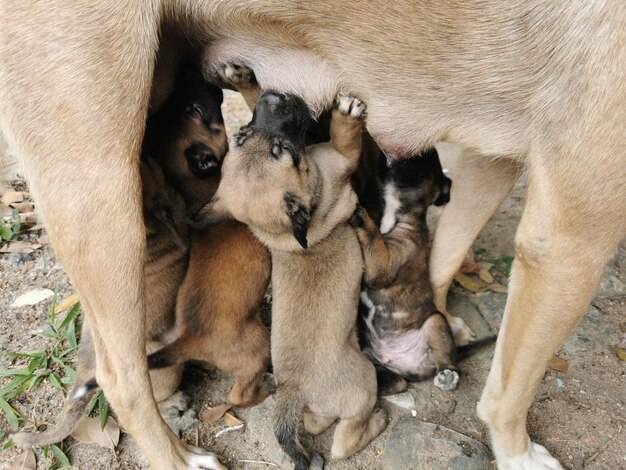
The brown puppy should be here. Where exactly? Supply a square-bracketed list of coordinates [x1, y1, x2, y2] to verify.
[192, 92, 387, 469]
[146, 62, 273, 408]
[12, 156, 188, 447]
[350, 149, 461, 395]
[2, 3, 624, 468]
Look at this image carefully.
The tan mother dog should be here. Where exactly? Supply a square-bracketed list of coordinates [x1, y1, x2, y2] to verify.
[1, 2, 624, 469]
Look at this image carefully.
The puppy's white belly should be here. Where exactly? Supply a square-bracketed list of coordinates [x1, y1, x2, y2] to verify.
[369, 324, 435, 376]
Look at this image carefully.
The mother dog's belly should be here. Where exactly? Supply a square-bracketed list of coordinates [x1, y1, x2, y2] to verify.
[205, 37, 528, 160]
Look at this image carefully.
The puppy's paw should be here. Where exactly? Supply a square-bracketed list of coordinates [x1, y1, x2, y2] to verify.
[434, 369, 460, 391]
[335, 94, 366, 119]
[217, 63, 256, 88]
[447, 315, 476, 347]
[310, 451, 325, 470]
[186, 445, 227, 470]
[159, 391, 191, 418]
[347, 205, 365, 228]
[369, 407, 389, 434]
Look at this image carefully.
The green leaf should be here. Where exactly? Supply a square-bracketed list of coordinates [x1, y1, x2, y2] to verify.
[98, 393, 109, 430]
[11, 209, 19, 220]
[12, 222, 21, 234]
[66, 321, 77, 350]
[59, 304, 80, 331]
[474, 247, 487, 256]
[0, 225, 13, 241]
[86, 391, 100, 416]
[49, 373, 63, 391]
[0, 367, 32, 377]
[50, 443, 71, 468]
[2, 438, 14, 450]
[0, 396, 20, 429]
[0, 375, 29, 397]
[8, 351, 45, 359]
[26, 375, 43, 392]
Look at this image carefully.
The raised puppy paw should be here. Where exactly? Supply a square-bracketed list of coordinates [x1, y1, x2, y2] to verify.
[434, 369, 460, 391]
[185, 445, 228, 470]
[216, 63, 256, 88]
[335, 94, 366, 119]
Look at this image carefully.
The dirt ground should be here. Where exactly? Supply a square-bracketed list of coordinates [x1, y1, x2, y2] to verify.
[1, 92, 624, 470]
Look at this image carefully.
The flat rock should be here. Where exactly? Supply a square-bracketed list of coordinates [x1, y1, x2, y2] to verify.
[383, 390, 416, 410]
[382, 417, 494, 470]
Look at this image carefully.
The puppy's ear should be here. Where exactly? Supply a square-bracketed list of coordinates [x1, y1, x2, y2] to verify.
[188, 197, 231, 229]
[284, 192, 310, 249]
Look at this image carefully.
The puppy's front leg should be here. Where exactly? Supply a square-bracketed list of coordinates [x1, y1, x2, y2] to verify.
[330, 95, 366, 175]
[349, 205, 413, 289]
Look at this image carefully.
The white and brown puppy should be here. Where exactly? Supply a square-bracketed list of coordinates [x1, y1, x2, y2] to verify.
[192, 92, 387, 469]
[350, 149, 461, 395]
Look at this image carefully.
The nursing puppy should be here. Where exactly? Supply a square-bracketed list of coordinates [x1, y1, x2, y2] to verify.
[192, 92, 387, 469]
[145, 62, 273, 407]
[350, 149, 461, 395]
[13, 156, 189, 447]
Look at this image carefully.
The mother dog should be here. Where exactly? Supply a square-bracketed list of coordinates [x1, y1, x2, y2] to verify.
[1, 1, 624, 469]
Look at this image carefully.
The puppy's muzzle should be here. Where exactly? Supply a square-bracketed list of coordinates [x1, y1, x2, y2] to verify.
[252, 91, 312, 145]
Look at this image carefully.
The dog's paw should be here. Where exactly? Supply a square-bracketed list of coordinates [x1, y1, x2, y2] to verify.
[335, 94, 366, 119]
[434, 369, 460, 391]
[447, 315, 476, 347]
[217, 63, 255, 87]
[186, 445, 227, 470]
[496, 441, 564, 470]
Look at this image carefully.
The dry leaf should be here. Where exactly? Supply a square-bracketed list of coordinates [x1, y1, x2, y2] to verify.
[223, 412, 244, 427]
[1, 190, 24, 205]
[454, 272, 487, 293]
[10, 202, 34, 213]
[460, 262, 480, 274]
[615, 346, 626, 362]
[71, 416, 120, 449]
[0, 202, 13, 217]
[0, 241, 36, 253]
[9, 449, 36, 470]
[54, 294, 80, 314]
[487, 283, 508, 293]
[478, 269, 494, 284]
[547, 355, 569, 373]
[200, 403, 232, 423]
[19, 212, 38, 225]
[11, 288, 54, 307]
[478, 262, 494, 271]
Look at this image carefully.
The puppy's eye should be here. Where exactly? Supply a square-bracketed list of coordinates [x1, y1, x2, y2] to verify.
[185, 104, 204, 117]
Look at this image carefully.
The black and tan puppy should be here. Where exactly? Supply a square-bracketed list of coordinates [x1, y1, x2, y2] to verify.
[192, 91, 387, 469]
[349, 150, 461, 395]
[146, 63, 273, 407]
[13, 156, 189, 447]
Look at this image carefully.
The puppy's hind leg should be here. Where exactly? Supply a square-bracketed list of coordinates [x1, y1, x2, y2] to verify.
[430, 151, 520, 346]
[331, 407, 387, 460]
[423, 313, 460, 391]
[303, 408, 336, 435]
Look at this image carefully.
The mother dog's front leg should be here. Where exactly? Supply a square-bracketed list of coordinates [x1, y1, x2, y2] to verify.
[0, 4, 223, 469]
[477, 145, 626, 469]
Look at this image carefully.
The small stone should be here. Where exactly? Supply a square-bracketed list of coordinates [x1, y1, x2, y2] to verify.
[440, 399, 457, 415]
[383, 390, 416, 410]
[382, 417, 494, 469]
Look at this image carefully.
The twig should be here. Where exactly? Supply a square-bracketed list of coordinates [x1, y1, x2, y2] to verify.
[584, 424, 622, 466]
[238, 459, 280, 467]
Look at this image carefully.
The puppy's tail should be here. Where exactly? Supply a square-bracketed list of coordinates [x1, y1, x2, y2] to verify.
[147, 339, 186, 370]
[457, 336, 497, 361]
[12, 379, 98, 447]
[274, 387, 322, 470]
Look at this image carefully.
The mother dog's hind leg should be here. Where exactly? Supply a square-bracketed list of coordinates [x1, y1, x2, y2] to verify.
[477, 142, 626, 469]
[430, 151, 520, 345]
[0, 4, 223, 469]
